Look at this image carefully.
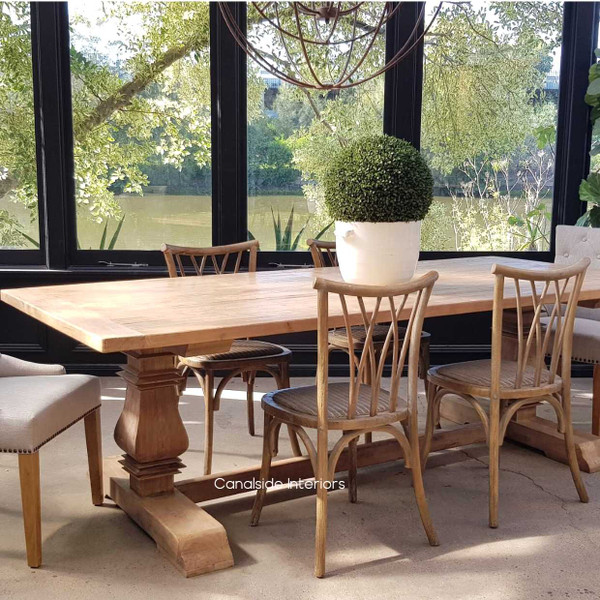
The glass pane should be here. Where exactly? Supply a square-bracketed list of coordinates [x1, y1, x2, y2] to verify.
[0, 3, 40, 249]
[246, 4, 385, 251]
[69, 2, 211, 250]
[421, 2, 563, 251]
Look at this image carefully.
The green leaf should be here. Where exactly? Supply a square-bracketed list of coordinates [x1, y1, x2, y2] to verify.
[533, 125, 555, 149]
[594, 48, 600, 59]
[107, 214, 125, 250]
[576, 212, 591, 226]
[290, 218, 309, 251]
[271, 208, 282, 249]
[247, 230, 255, 241]
[508, 215, 524, 226]
[587, 78, 600, 97]
[98, 221, 109, 250]
[282, 206, 295, 249]
[314, 221, 334, 240]
[579, 174, 600, 205]
[589, 205, 600, 227]
[17, 230, 40, 248]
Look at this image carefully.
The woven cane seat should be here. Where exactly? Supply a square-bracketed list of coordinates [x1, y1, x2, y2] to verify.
[180, 339, 290, 369]
[329, 325, 431, 349]
[262, 382, 408, 430]
[429, 359, 562, 400]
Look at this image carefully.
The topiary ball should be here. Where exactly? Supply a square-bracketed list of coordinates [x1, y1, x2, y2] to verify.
[323, 134, 433, 222]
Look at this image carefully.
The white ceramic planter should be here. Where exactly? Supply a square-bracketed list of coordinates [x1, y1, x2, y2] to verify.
[334, 220, 421, 285]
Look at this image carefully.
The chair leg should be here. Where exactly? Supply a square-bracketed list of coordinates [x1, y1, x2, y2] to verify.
[177, 363, 189, 396]
[84, 409, 104, 505]
[562, 391, 589, 503]
[201, 371, 215, 476]
[314, 428, 329, 578]
[421, 382, 437, 469]
[18, 453, 41, 568]
[347, 435, 358, 503]
[408, 443, 439, 547]
[251, 413, 276, 526]
[245, 371, 256, 436]
[488, 398, 500, 528]
[593, 365, 600, 437]
[278, 361, 303, 457]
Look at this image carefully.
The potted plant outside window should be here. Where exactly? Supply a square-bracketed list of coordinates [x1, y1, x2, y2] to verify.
[323, 134, 434, 285]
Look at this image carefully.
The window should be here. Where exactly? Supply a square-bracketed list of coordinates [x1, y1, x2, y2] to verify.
[420, 2, 564, 252]
[0, 2, 40, 250]
[68, 1, 211, 251]
[246, 4, 385, 252]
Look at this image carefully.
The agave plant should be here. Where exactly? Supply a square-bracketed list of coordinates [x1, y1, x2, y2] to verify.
[98, 214, 126, 250]
[248, 206, 333, 251]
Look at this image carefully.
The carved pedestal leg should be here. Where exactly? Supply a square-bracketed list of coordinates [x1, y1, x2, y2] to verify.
[111, 350, 234, 577]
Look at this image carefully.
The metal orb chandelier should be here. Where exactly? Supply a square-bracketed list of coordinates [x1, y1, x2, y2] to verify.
[218, 2, 442, 91]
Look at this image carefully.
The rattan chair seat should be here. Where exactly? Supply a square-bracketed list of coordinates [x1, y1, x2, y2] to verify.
[262, 382, 408, 430]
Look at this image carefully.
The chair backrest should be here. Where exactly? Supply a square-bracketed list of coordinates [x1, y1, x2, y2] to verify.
[555, 225, 600, 270]
[161, 240, 259, 278]
[313, 271, 438, 428]
[307, 239, 338, 268]
[490, 258, 590, 394]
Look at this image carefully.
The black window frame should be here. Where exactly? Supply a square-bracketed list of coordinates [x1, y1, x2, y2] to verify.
[0, 1, 597, 271]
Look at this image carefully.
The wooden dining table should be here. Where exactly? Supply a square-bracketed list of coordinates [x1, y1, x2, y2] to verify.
[3, 256, 600, 577]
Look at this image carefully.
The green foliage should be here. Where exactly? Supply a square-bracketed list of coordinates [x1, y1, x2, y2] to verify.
[98, 214, 126, 250]
[508, 203, 551, 250]
[248, 207, 332, 251]
[322, 135, 433, 223]
[579, 53, 600, 226]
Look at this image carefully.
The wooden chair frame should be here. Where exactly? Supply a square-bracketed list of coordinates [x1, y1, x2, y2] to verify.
[251, 271, 440, 578]
[422, 258, 591, 528]
[16, 408, 103, 567]
[307, 238, 432, 441]
[161, 240, 301, 475]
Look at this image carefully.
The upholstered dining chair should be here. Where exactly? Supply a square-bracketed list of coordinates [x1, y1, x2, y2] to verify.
[0, 354, 102, 567]
[251, 270, 440, 578]
[554, 225, 600, 435]
[421, 258, 591, 528]
[161, 240, 301, 475]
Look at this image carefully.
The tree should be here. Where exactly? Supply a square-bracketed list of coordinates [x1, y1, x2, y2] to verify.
[0, 1, 212, 246]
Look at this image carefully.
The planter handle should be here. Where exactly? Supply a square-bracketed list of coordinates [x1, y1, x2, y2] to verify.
[334, 223, 355, 240]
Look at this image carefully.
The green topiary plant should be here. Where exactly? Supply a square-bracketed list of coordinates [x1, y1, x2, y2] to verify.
[322, 134, 434, 223]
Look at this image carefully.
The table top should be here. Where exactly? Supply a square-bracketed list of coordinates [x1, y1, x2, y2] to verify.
[3, 256, 600, 354]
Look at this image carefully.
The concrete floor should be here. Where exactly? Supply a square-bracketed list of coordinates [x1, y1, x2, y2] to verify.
[1, 376, 600, 600]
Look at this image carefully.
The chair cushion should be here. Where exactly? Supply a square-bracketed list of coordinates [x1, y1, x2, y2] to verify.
[0, 354, 65, 377]
[0, 375, 101, 453]
[542, 316, 600, 364]
[180, 340, 289, 368]
[430, 359, 560, 397]
[263, 382, 407, 429]
[329, 325, 430, 349]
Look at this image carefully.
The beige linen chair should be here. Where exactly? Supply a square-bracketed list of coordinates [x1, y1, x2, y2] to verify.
[422, 259, 591, 528]
[161, 240, 301, 475]
[0, 354, 102, 567]
[554, 225, 600, 435]
[251, 270, 440, 578]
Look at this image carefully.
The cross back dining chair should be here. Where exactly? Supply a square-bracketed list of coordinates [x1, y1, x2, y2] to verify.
[422, 258, 591, 528]
[250, 270, 440, 578]
[161, 240, 301, 475]
[554, 224, 600, 435]
[0, 354, 103, 567]
[307, 239, 432, 439]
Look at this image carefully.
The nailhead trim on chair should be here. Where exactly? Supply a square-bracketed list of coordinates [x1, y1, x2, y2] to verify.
[0, 404, 101, 454]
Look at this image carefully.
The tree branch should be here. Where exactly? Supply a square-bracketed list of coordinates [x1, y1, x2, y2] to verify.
[74, 37, 201, 136]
